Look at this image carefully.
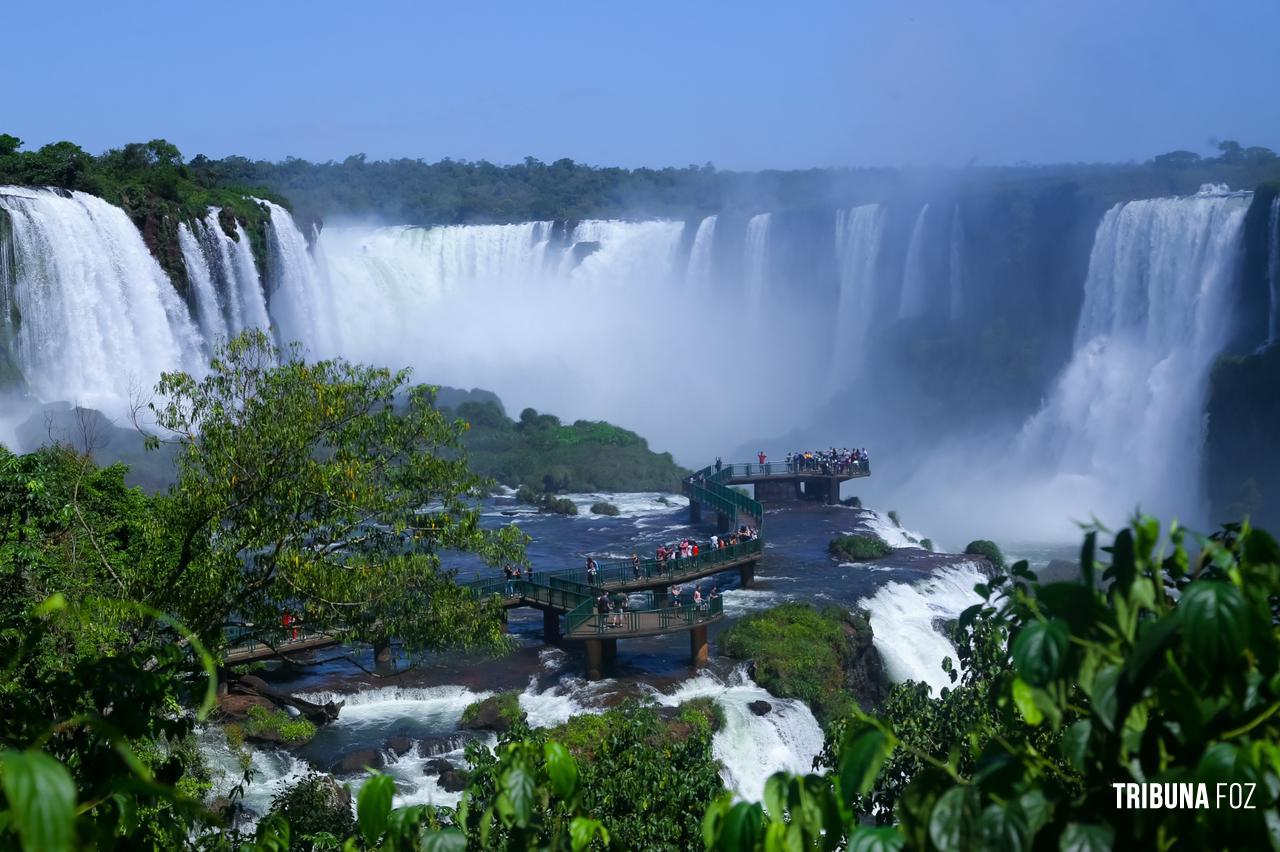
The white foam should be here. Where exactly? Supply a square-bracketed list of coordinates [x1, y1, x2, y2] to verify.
[559, 491, 689, 517]
[650, 666, 825, 803]
[852, 510, 929, 550]
[857, 560, 987, 695]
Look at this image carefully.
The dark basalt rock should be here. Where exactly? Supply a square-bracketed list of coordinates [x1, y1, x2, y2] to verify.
[386, 735, 413, 756]
[329, 748, 385, 774]
[748, 700, 772, 716]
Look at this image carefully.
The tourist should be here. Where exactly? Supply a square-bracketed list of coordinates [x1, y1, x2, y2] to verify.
[631, 552, 641, 580]
[710, 533, 718, 550]
[503, 564, 515, 596]
[585, 555, 599, 584]
[758, 449, 767, 465]
[693, 586, 705, 613]
[596, 592, 610, 628]
[715, 456, 722, 472]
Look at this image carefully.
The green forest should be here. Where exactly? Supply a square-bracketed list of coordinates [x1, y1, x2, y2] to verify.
[7, 131, 1280, 229]
[1, 332, 1277, 850]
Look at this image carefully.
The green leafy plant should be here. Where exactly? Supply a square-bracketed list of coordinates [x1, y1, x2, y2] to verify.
[963, 538, 1005, 569]
[829, 533, 893, 561]
[703, 517, 1280, 850]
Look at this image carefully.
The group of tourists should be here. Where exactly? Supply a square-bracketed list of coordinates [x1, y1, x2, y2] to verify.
[667, 581, 719, 613]
[786, 447, 869, 475]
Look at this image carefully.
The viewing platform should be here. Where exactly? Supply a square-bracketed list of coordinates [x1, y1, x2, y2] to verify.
[225, 455, 765, 680]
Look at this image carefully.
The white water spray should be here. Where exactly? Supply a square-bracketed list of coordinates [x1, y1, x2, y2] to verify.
[1016, 186, 1248, 526]
[858, 560, 987, 694]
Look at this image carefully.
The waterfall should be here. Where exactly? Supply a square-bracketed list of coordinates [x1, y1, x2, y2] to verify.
[262, 200, 341, 357]
[832, 204, 885, 379]
[188, 211, 271, 337]
[686, 215, 717, 292]
[1017, 185, 1249, 525]
[178, 222, 230, 344]
[744, 213, 771, 313]
[899, 203, 931, 318]
[948, 204, 965, 321]
[1267, 196, 1280, 348]
[0, 186, 204, 411]
[859, 560, 988, 694]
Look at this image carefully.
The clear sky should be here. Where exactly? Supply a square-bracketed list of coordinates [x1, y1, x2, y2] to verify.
[4, 0, 1278, 170]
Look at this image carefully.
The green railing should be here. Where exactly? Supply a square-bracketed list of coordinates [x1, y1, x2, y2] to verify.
[548, 537, 762, 589]
[714, 460, 870, 478]
[683, 464, 764, 525]
[569, 594, 725, 636]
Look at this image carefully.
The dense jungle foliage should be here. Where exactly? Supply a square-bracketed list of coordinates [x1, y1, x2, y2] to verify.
[195, 140, 1280, 225]
[441, 398, 688, 494]
[0, 134, 288, 288]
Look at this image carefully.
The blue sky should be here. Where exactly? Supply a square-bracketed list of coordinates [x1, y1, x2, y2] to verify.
[5, 0, 1278, 169]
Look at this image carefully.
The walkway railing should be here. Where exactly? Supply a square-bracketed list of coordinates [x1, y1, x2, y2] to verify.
[711, 460, 871, 479]
[684, 463, 765, 525]
[565, 594, 725, 636]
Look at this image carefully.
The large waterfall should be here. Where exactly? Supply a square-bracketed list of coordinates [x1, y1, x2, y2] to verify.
[0, 182, 1259, 512]
[1268, 196, 1280, 348]
[0, 187, 205, 410]
[1017, 186, 1249, 525]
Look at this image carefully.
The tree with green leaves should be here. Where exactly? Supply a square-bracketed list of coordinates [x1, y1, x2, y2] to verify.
[136, 330, 525, 659]
[702, 517, 1280, 850]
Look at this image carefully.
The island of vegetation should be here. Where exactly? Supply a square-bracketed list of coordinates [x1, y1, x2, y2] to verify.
[432, 388, 688, 494]
[829, 532, 893, 561]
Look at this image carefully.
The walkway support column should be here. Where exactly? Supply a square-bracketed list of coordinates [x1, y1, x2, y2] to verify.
[586, 639, 604, 680]
[690, 625, 709, 667]
[603, 639, 617, 662]
[739, 561, 756, 588]
[828, 475, 840, 505]
[542, 609, 561, 643]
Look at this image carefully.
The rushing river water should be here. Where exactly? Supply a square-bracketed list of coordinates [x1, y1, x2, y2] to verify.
[205, 491, 1027, 822]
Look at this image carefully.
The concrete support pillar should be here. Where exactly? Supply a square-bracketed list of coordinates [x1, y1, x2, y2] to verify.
[542, 609, 561, 643]
[603, 638, 617, 662]
[586, 639, 604, 681]
[828, 476, 840, 505]
[739, 561, 756, 587]
[690, 625, 709, 667]
[689, 501, 702, 524]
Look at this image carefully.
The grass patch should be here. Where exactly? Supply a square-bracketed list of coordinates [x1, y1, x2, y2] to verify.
[720, 603, 863, 723]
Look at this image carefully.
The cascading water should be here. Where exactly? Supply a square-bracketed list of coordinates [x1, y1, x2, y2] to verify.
[0, 187, 204, 411]
[898, 203, 931, 318]
[262, 200, 341, 357]
[1267, 196, 1280, 348]
[1017, 185, 1249, 525]
[179, 210, 271, 340]
[857, 560, 988, 695]
[651, 666, 825, 803]
[948, 204, 965, 321]
[686, 215, 717, 292]
[831, 204, 885, 381]
[743, 213, 772, 314]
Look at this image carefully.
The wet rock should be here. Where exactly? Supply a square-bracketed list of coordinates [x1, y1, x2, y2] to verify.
[748, 700, 772, 716]
[438, 769, 469, 792]
[423, 758, 469, 792]
[215, 693, 278, 721]
[417, 733, 471, 757]
[329, 748, 385, 774]
[386, 736, 413, 756]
